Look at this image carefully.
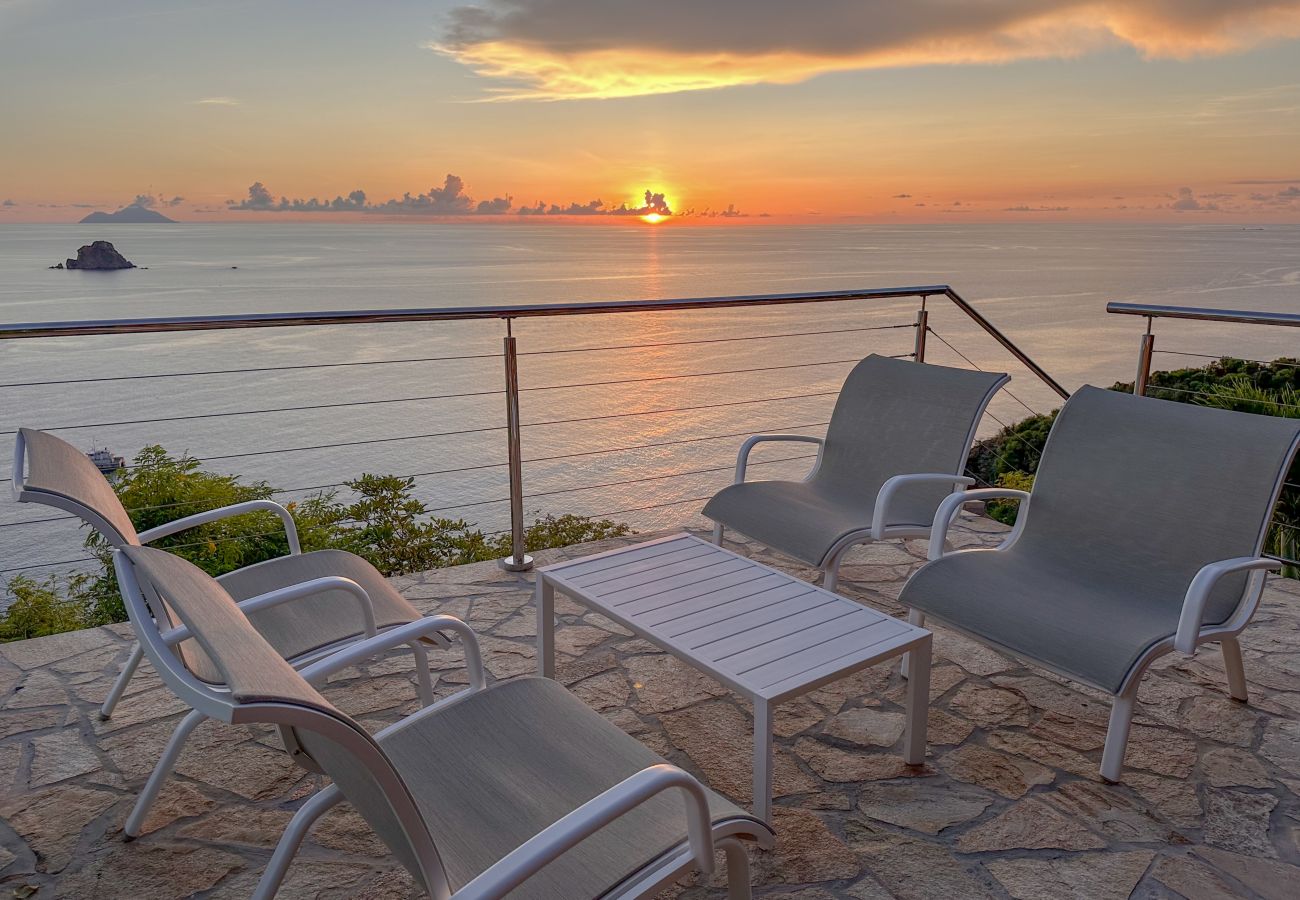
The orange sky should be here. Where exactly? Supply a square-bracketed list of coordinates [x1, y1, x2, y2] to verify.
[1, 1, 1298, 223]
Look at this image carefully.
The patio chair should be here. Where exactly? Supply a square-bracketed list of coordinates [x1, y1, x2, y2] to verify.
[11, 427, 447, 835]
[703, 354, 1009, 590]
[902, 386, 1300, 782]
[114, 545, 774, 899]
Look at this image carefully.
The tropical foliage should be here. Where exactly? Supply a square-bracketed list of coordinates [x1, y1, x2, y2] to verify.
[966, 357, 1300, 573]
[2, 446, 629, 640]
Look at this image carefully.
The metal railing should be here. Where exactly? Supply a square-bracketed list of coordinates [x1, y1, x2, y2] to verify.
[2, 285, 1064, 574]
[1107, 302, 1300, 396]
[1108, 301, 1300, 569]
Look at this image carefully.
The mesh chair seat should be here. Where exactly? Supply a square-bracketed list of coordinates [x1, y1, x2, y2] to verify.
[14, 428, 428, 684]
[381, 676, 767, 897]
[703, 355, 1008, 569]
[901, 386, 1300, 695]
[118, 545, 771, 897]
[197, 549, 427, 681]
[704, 480, 887, 568]
[903, 549, 1206, 693]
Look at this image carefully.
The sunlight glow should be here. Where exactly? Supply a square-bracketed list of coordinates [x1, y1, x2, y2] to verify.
[640, 212, 666, 224]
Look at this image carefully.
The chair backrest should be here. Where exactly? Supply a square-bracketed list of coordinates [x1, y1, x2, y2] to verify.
[11, 428, 225, 677]
[13, 428, 140, 546]
[1017, 386, 1300, 623]
[114, 546, 447, 895]
[814, 355, 1009, 523]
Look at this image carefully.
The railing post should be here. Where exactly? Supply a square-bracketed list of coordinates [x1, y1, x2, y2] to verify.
[1134, 318, 1154, 398]
[500, 319, 533, 572]
[913, 306, 928, 363]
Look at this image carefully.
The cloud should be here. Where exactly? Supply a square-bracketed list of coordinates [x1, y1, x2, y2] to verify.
[434, 0, 1300, 100]
[125, 193, 186, 210]
[892, 193, 912, 199]
[196, 97, 240, 106]
[1004, 205, 1071, 211]
[227, 177, 695, 218]
[1170, 186, 1218, 211]
[1, 199, 14, 207]
[1279, 185, 1300, 198]
[516, 190, 673, 216]
[476, 196, 513, 214]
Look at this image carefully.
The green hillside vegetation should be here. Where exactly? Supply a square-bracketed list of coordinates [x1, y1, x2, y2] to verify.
[969, 357, 1300, 572]
[1, 448, 628, 641]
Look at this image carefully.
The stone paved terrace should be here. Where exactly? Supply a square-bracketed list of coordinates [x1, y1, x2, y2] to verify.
[1, 514, 1298, 899]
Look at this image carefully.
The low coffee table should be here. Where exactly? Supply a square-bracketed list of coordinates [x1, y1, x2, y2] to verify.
[535, 532, 932, 822]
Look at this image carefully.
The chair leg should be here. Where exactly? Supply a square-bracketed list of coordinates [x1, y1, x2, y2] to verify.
[822, 565, 838, 593]
[409, 639, 435, 707]
[1100, 689, 1137, 784]
[718, 837, 752, 900]
[900, 610, 925, 679]
[712, 523, 724, 545]
[124, 708, 206, 838]
[100, 642, 144, 720]
[253, 785, 343, 900]
[1221, 636, 1249, 703]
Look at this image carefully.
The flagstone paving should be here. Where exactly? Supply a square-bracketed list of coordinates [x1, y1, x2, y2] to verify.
[2, 512, 1298, 898]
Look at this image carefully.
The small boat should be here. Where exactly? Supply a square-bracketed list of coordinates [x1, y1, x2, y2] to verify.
[87, 445, 125, 476]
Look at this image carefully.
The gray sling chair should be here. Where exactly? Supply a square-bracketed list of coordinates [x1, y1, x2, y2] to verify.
[113, 545, 774, 899]
[901, 386, 1300, 783]
[11, 427, 448, 836]
[703, 354, 1009, 590]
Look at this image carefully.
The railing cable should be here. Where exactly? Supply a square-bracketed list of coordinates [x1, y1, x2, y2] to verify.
[0, 351, 504, 389]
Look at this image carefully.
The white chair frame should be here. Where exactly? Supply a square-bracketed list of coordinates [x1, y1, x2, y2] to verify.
[712, 431, 976, 591]
[919, 487, 1282, 782]
[114, 552, 768, 899]
[11, 430, 445, 835]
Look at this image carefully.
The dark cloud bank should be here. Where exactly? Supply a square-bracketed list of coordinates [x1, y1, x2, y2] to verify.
[227, 176, 755, 218]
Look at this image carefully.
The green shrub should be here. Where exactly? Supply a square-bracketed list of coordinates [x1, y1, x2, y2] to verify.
[2, 446, 631, 640]
[0, 575, 94, 641]
[1191, 375, 1300, 578]
[968, 357, 1300, 578]
[985, 471, 1035, 527]
[966, 412, 1055, 488]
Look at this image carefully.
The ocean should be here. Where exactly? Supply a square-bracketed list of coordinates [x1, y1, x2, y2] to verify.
[2, 222, 1298, 577]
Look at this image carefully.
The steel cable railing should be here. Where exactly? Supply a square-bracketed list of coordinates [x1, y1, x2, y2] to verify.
[2, 285, 1067, 591]
[1108, 301, 1300, 568]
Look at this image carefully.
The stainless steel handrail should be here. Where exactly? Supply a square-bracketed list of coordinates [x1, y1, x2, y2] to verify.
[1108, 301, 1300, 395]
[0, 287, 949, 338]
[0, 285, 1070, 396]
[2, 285, 1067, 569]
[1107, 302, 1300, 328]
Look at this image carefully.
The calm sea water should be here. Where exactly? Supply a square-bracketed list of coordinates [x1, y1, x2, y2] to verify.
[2, 222, 1298, 576]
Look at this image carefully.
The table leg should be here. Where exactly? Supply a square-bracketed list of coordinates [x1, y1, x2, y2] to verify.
[536, 576, 555, 679]
[753, 700, 773, 824]
[903, 634, 931, 765]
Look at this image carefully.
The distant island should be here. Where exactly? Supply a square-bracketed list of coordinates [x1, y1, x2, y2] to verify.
[53, 240, 136, 270]
[79, 206, 175, 224]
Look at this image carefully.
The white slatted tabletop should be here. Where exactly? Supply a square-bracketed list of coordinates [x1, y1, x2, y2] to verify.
[535, 532, 932, 822]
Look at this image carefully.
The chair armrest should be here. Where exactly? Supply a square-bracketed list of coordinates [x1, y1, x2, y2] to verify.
[872, 474, 975, 541]
[734, 434, 824, 484]
[298, 615, 486, 692]
[1175, 557, 1279, 655]
[158, 576, 378, 647]
[452, 764, 714, 900]
[137, 499, 302, 555]
[928, 488, 1032, 561]
[10, 430, 27, 501]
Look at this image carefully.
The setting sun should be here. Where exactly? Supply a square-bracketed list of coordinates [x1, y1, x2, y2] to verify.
[640, 212, 666, 224]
